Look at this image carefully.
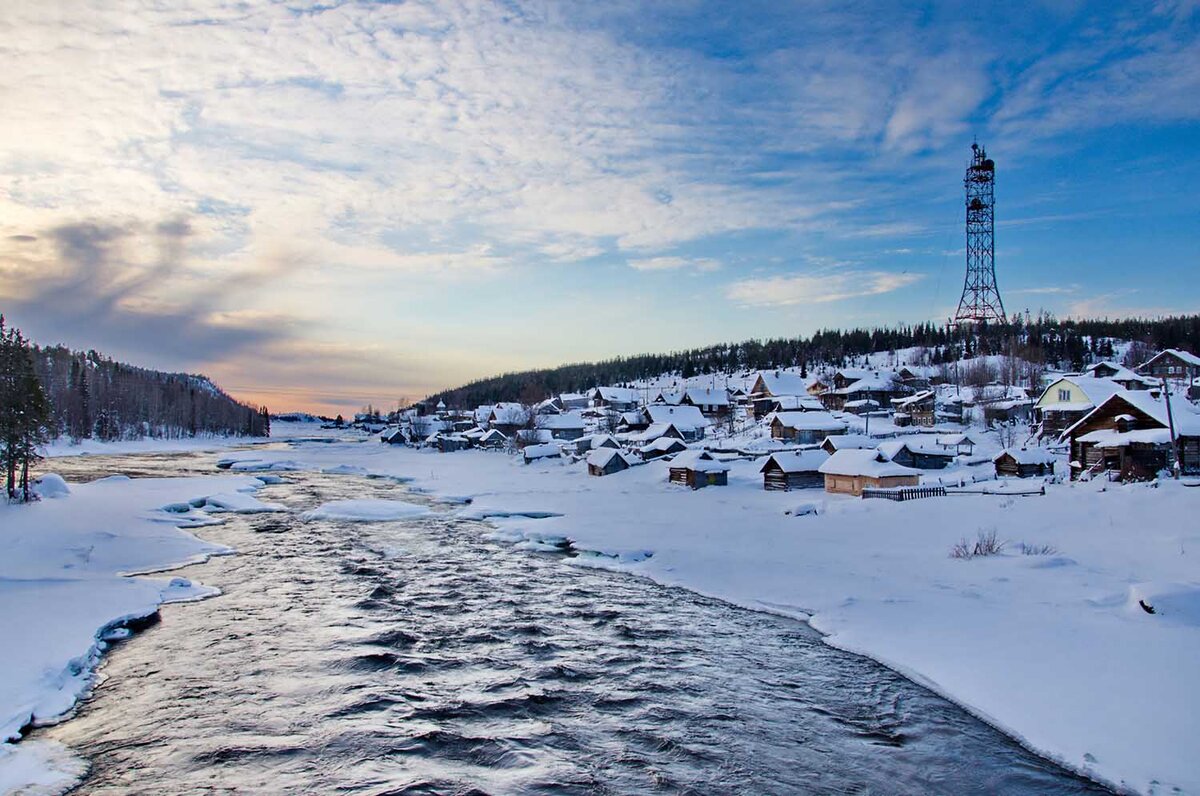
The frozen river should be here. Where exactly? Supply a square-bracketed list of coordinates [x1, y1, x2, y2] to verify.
[36, 451, 1111, 794]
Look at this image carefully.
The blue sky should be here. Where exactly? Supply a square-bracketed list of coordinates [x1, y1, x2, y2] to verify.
[0, 1, 1197, 413]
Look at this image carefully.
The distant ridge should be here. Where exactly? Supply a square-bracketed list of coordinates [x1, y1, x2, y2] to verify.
[31, 340, 270, 442]
[427, 314, 1200, 408]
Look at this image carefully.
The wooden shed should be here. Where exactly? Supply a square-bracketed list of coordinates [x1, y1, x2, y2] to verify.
[769, 411, 847, 444]
[818, 449, 921, 496]
[876, 440, 955, 470]
[667, 450, 729, 489]
[760, 449, 830, 491]
[993, 448, 1055, 478]
[587, 447, 634, 476]
[642, 436, 688, 460]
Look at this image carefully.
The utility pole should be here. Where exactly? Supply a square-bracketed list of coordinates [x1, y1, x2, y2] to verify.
[1162, 378, 1181, 479]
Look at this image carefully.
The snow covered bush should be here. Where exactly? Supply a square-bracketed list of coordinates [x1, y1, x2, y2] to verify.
[950, 528, 1005, 559]
[1016, 542, 1058, 556]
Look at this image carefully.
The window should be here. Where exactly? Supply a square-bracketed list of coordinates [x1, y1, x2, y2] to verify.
[1058, 388, 1071, 401]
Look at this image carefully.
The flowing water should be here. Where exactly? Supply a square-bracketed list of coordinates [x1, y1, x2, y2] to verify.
[33, 450, 1111, 795]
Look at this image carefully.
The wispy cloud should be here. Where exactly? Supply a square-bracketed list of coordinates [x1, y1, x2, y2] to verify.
[726, 271, 923, 308]
[627, 256, 721, 272]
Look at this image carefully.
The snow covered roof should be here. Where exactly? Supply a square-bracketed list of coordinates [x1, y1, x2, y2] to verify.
[669, 450, 729, 472]
[821, 434, 874, 451]
[752, 370, 809, 397]
[645, 404, 710, 429]
[644, 436, 687, 453]
[560, 392, 587, 402]
[771, 395, 825, 411]
[1141, 349, 1200, 369]
[1035, 376, 1126, 410]
[876, 440, 954, 460]
[830, 374, 902, 395]
[684, 387, 730, 406]
[819, 449, 921, 478]
[1083, 361, 1154, 385]
[593, 386, 641, 403]
[538, 411, 585, 430]
[892, 389, 935, 408]
[523, 443, 561, 459]
[994, 448, 1056, 465]
[936, 433, 981, 447]
[587, 447, 634, 468]
[480, 429, 507, 442]
[653, 390, 685, 405]
[771, 411, 847, 431]
[1061, 390, 1200, 440]
[761, 449, 830, 474]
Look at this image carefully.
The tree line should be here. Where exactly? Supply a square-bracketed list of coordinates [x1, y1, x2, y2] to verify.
[0, 316, 50, 501]
[30, 342, 270, 444]
[427, 313, 1200, 408]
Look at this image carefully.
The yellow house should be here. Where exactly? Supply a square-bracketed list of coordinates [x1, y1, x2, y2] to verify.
[818, 449, 921, 496]
[1034, 376, 1125, 438]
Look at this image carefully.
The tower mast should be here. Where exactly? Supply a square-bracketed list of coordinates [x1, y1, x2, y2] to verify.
[953, 142, 1006, 324]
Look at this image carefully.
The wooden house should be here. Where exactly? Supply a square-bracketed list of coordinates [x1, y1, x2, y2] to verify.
[616, 410, 650, 433]
[488, 403, 531, 436]
[430, 433, 469, 453]
[876, 440, 955, 470]
[891, 390, 936, 427]
[760, 450, 830, 491]
[749, 371, 811, 419]
[1033, 376, 1125, 439]
[1136, 349, 1200, 388]
[537, 410, 585, 441]
[667, 450, 730, 489]
[819, 450, 921, 496]
[643, 405, 709, 441]
[642, 436, 688, 459]
[1063, 391, 1200, 481]
[559, 392, 590, 410]
[1082, 362, 1155, 391]
[591, 386, 641, 412]
[477, 428, 508, 450]
[681, 387, 731, 419]
[534, 397, 564, 415]
[820, 373, 911, 412]
[587, 447, 635, 476]
[381, 428, 410, 445]
[993, 448, 1055, 478]
[769, 411, 847, 444]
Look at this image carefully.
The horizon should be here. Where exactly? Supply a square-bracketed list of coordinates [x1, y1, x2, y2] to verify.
[2, 2, 1198, 415]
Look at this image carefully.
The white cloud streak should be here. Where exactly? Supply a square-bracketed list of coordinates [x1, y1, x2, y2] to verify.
[726, 271, 924, 308]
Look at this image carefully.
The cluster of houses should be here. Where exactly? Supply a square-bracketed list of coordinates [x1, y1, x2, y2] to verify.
[376, 348, 1200, 496]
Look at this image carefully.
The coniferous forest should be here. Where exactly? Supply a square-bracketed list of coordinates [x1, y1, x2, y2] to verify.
[429, 313, 1200, 408]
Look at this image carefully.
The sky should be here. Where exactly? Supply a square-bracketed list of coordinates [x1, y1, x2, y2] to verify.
[1, 1, 1198, 415]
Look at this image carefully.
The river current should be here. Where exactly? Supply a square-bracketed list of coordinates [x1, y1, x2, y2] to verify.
[33, 450, 1111, 795]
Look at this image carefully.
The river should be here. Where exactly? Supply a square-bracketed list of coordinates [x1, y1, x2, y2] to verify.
[33, 450, 1111, 795]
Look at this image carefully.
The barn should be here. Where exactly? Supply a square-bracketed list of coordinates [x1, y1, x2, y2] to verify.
[760, 449, 830, 491]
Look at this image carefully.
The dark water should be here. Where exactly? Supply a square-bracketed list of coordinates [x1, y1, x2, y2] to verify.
[34, 451, 1111, 795]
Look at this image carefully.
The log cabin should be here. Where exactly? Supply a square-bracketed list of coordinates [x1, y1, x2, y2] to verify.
[667, 450, 730, 489]
[818, 449, 921, 496]
[760, 449, 830, 491]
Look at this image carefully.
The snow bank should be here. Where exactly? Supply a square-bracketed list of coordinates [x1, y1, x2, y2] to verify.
[194, 492, 286, 514]
[0, 473, 255, 792]
[31, 474, 70, 499]
[300, 499, 431, 522]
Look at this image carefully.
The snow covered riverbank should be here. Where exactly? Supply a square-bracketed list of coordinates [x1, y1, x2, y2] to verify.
[208, 426, 1198, 795]
[0, 471, 275, 793]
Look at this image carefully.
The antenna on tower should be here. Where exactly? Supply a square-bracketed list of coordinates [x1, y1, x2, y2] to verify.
[952, 141, 1006, 325]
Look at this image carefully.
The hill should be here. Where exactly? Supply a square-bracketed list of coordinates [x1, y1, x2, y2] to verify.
[427, 314, 1200, 407]
[31, 342, 269, 442]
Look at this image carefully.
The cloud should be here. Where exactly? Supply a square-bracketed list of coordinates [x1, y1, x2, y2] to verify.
[627, 256, 721, 272]
[726, 271, 924, 307]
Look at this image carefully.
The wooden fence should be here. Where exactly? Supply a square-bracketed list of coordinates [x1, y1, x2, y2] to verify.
[861, 485, 947, 502]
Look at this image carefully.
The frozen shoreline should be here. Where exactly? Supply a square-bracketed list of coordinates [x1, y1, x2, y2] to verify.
[0, 471, 278, 794]
[8, 424, 1199, 794]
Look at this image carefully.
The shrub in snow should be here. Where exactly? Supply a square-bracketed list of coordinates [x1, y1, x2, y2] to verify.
[1016, 542, 1058, 556]
[950, 528, 1005, 559]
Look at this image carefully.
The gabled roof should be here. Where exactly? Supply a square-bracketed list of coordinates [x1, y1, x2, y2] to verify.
[892, 389, 935, 408]
[1082, 361, 1154, 385]
[752, 370, 810, 397]
[771, 395, 825, 411]
[644, 436, 688, 453]
[1139, 349, 1200, 370]
[1061, 390, 1200, 440]
[819, 449, 921, 478]
[653, 390, 685, 405]
[771, 411, 847, 431]
[760, 449, 830, 474]
[1034, 376, 1126, 410]
[669, 450, 729, 472]
[523, 443, 561, 459]
[994, 447, 1056, 465]
[479, 428, 507, 442]
[683, 387, 730, 407]
[877, 440, 954, 460]
[830, 374, 903, 395]
[538, 411, 585, 430]
[645, 404, 710, 430]
[587, 447, 634, 468]
[592, 386, 641, 403]
[821, 434, 874, 451]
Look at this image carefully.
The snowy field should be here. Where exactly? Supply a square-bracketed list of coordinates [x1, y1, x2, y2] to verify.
[5, 420, 1199, 794]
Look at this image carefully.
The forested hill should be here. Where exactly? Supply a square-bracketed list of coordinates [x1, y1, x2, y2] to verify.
[428, 314, 1200, 408]
[32, 343, 270, 442]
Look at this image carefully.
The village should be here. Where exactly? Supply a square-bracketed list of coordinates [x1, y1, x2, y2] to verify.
[351, 346, 1200, 499]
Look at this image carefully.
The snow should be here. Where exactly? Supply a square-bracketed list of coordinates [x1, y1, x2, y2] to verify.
[771, 410, 846, 431]
[299, 499, 431, 522]
[0, 473, 258, 792]
[31, 474, 70, 499]
[195, 492, 287, 514]
[819, 448, 922, 477]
